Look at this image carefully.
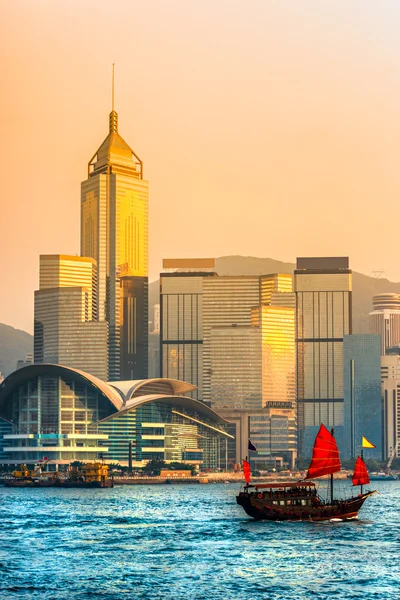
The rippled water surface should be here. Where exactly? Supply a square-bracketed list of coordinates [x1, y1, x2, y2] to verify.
[0, 481, 399, 599]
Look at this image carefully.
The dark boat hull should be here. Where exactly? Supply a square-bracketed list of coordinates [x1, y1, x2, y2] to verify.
[236, 490, 375, 521]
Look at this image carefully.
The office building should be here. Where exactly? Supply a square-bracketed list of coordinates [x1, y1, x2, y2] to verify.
[81, 99, 148, 381]
[295, 257, 352, 456]
[0, 365, 232, 469]
[34, 255, 108, 380]
[203, 275, 262, 403]
[160, 259, 216, 400]
[218, 407, 297, 469]
[343, 334, 382, 459]
[369, 293, 400, 355]
[381, 351, 400, 461]
[210, 325, 262, 410]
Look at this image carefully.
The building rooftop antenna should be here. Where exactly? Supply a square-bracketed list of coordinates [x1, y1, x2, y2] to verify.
[112, 63, 115, 112]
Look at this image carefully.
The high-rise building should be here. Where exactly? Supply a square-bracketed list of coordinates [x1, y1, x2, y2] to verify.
[160, 259, 216, 399]
[369, 293, 400, 355]
[381, 351, 400, 461]
[81, 100, 148, 381]
[343, 334, 382, 459]
[34, 255, 108, 380]
[294, 257, 352, 456]
[210, 325, 262, 410]
[203, 276, 261, 403]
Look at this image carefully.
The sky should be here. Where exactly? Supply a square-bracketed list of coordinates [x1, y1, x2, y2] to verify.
[2, 0, 400, 334]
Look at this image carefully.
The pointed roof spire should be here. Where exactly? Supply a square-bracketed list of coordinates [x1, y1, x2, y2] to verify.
[109, 63, 118, 133]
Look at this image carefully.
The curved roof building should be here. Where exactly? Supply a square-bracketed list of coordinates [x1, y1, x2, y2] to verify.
[0, 365, 231, 467]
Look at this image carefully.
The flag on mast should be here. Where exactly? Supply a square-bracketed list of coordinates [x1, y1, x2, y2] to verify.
[248, 439, 257, 452]
[362, 436, 376, 449]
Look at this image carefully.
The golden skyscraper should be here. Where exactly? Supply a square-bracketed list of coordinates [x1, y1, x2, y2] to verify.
[81, 78, 148, 380]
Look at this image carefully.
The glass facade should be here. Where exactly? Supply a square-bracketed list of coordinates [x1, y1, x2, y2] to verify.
[161, 273, 214, 399]
[99, 402, 228, 469]
[0, 367, 230, 469]
[34, 255, 109, 381]
[260, 305, 295, 408]
[0, 374, 113, 462]
[81, 109, 148, 381]
[210, 326, 262, 410]
[343, 335, 382, 459]
[203, 276, 261, 402]
[380, 355, 400, 461]
[295, 260, 352, 456]
[216, 407, 297, 468]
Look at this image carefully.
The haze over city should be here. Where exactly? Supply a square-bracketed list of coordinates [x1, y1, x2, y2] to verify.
[2, 0, 400, 334]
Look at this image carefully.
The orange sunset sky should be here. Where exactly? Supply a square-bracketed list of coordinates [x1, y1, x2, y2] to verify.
[1, 0, 400, 333]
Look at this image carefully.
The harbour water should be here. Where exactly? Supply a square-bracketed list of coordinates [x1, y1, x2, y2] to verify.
[0, 481, 399, 599]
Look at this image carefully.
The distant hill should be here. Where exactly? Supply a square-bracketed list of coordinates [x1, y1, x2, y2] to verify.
[0, 323, 33, 377]
[150, 255, 400, 334]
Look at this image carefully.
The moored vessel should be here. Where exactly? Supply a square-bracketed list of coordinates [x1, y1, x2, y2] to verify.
[236, 424, 376, 521]
[4, 460, 114, 488]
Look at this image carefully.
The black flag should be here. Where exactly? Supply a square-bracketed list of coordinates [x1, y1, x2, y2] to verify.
[248, 439, 257, 452]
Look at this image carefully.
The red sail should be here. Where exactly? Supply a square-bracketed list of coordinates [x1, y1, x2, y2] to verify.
[352, 456, 370, 486]
[242, 459, 251, 485]
[305, 424, 341, 479]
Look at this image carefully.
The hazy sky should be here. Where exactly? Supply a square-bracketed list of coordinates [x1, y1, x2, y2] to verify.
[2, 0, 400, 333]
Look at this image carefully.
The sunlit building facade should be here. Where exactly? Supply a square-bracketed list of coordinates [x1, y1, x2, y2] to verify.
[343, 334, 382, 459]
[295, 257, 352, 456]
[0, 366, 232, 468]
[81, 106, 148, 381]
[203, 276, 261, 403]
[34, 255, 108, 381]
[160, 259, 216, 400]
[210, 325, 262, 410]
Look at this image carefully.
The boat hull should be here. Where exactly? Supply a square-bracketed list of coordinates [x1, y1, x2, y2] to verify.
[236, 491, 374, 521]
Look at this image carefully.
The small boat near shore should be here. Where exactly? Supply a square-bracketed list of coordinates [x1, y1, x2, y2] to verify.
[236, 424, 377, 521]
[4, 460, 114, 488]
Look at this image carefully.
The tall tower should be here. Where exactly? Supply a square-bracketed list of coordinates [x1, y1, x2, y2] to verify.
[294, 257, 352, 457]
[81, 72, 148, 380]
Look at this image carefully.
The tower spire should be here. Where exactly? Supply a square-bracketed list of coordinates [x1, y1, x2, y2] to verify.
[112, 63, 114, 112]
[109, 63, 118, 133]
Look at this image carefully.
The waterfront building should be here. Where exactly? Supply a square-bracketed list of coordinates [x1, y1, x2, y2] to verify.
[81, 98, 148, 381]
[160, 259, 216, 400]
[34, 255, 108, 381]
[217, 406, 297, 469]
[343, 334, 382, 459]
[381, 351, 400, 461]
[0, 365, 231, 468]
[369, 293, 400, 355]
[294, 257, 352, 457]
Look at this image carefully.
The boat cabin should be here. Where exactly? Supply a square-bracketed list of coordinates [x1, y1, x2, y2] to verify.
[246, 481, 323, 507]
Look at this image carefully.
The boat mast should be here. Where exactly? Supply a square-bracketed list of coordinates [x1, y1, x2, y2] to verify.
[361, 447, 363, 495]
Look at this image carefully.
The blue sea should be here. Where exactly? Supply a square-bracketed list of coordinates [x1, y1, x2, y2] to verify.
[0, 481, 399, 600]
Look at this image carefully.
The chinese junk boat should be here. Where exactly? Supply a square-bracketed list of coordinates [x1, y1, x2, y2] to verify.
[236, 424, 376, 521]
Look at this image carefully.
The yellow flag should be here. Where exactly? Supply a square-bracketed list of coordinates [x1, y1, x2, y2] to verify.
[362, 436, 376, 449]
